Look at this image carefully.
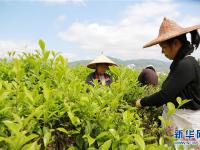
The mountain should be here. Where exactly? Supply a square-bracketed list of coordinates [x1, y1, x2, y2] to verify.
[69, 57, 171, 73]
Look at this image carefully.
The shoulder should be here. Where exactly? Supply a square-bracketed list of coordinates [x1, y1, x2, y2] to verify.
[179, 56, 195, 68]
[176, 56, 196, 72]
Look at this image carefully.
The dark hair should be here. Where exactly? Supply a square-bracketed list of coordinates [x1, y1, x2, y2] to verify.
[190, 30, 200, 49]
[165, 30, 200, 49]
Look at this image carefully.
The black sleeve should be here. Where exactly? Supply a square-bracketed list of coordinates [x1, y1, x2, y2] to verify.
[86, 73, 95, 86]
[140, 58, 195, 107]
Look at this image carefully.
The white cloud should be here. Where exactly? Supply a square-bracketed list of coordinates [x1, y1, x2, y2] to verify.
[2, 0, 85, 5]
[57, 0, 200, 61]
[62, 52, 80, 61]
[0, 40, 38, 58]
[36, 0, 85, 5]
[54, 15, 67, 29]
[57, 15, 67, 22]
[0, 40, 80, 61]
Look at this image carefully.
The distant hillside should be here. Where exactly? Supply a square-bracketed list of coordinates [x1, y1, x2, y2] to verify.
[69, 57, 170, 73]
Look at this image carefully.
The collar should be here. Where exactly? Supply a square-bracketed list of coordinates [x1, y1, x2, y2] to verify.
[94, 72, 109, 80]
[170, 42, 194, 71]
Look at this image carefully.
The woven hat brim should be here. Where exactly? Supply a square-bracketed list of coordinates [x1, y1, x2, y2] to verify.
[87, 62, 118, 69]
[143, 25, 200, 48]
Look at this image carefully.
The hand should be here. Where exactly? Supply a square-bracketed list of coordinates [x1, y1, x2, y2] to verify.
[135, 99, 142, 108]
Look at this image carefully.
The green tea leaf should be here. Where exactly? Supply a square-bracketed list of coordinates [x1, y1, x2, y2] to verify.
[109, 66, 120, 77]
[22, 141, 41, 150]
[56, 128, 68, 134]
[38, 39, 45, 50]
[133, 134, 145, 150]
[122, 110, 132, 124]
[109, 129, 120, 141]
[100, 139, 112, 150]
[96, 131, 110, 140]
[43, 127, 51, 148]
[83, 134, 95, 146]
[167, 102, 176, 117]
[68, 111, 81, 126]
[126, 144, 138, 150]
[176, 97, 182, 105]
[177, 97, 191, 109]
[159, 137, 164, 145]
[3, 120, 22, 134]
[68, 146, 79, 150]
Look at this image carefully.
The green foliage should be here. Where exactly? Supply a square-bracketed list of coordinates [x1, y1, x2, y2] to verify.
[0, 39, 175, 149]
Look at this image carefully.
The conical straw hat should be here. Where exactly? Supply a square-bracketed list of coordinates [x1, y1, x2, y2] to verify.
[143, 17, 200, 48]
[87, 54, 117, 69]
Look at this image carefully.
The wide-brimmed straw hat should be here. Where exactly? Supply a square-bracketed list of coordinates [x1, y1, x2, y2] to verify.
[87, 54, 117, 69]
[143, 17, 200, 48]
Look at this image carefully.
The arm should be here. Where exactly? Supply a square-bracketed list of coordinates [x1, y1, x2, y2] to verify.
[140, 58, 195, 107]
[86, 73, 95, 86]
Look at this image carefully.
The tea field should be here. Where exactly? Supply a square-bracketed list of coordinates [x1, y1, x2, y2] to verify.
[0, 40, 176, 150]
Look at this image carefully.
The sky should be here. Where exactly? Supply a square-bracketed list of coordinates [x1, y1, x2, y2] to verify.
[0, 0, 200, 62]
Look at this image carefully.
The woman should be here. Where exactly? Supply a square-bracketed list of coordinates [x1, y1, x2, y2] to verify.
[135, 17, 200, 147]
[138, 65, 158, 86]
[86, 54, 117, 86]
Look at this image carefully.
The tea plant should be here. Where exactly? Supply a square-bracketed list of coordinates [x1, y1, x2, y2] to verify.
[0, 39, 175, 150]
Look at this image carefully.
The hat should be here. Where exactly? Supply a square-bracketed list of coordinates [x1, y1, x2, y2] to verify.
[143, 17, 200, 48]
[87, 54, 117, 69]
[146, 65, 154, 68]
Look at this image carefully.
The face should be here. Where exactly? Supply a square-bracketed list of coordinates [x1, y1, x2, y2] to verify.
[159, 42, 173, 60]
[159, 39, 181, 60]
[96, 64, 108, 75]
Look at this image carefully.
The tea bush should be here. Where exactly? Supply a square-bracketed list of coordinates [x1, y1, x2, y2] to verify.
[0, 40, 173, 150]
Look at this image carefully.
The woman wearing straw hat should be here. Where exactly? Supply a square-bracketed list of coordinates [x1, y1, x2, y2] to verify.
[135, 17, 200, 148]
[86, 54, 117, 86]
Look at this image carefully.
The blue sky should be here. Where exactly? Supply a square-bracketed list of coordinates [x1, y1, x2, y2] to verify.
[0, 0, 200, 62]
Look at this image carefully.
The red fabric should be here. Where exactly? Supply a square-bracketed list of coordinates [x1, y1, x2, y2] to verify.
[94, 73, 110, 81]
